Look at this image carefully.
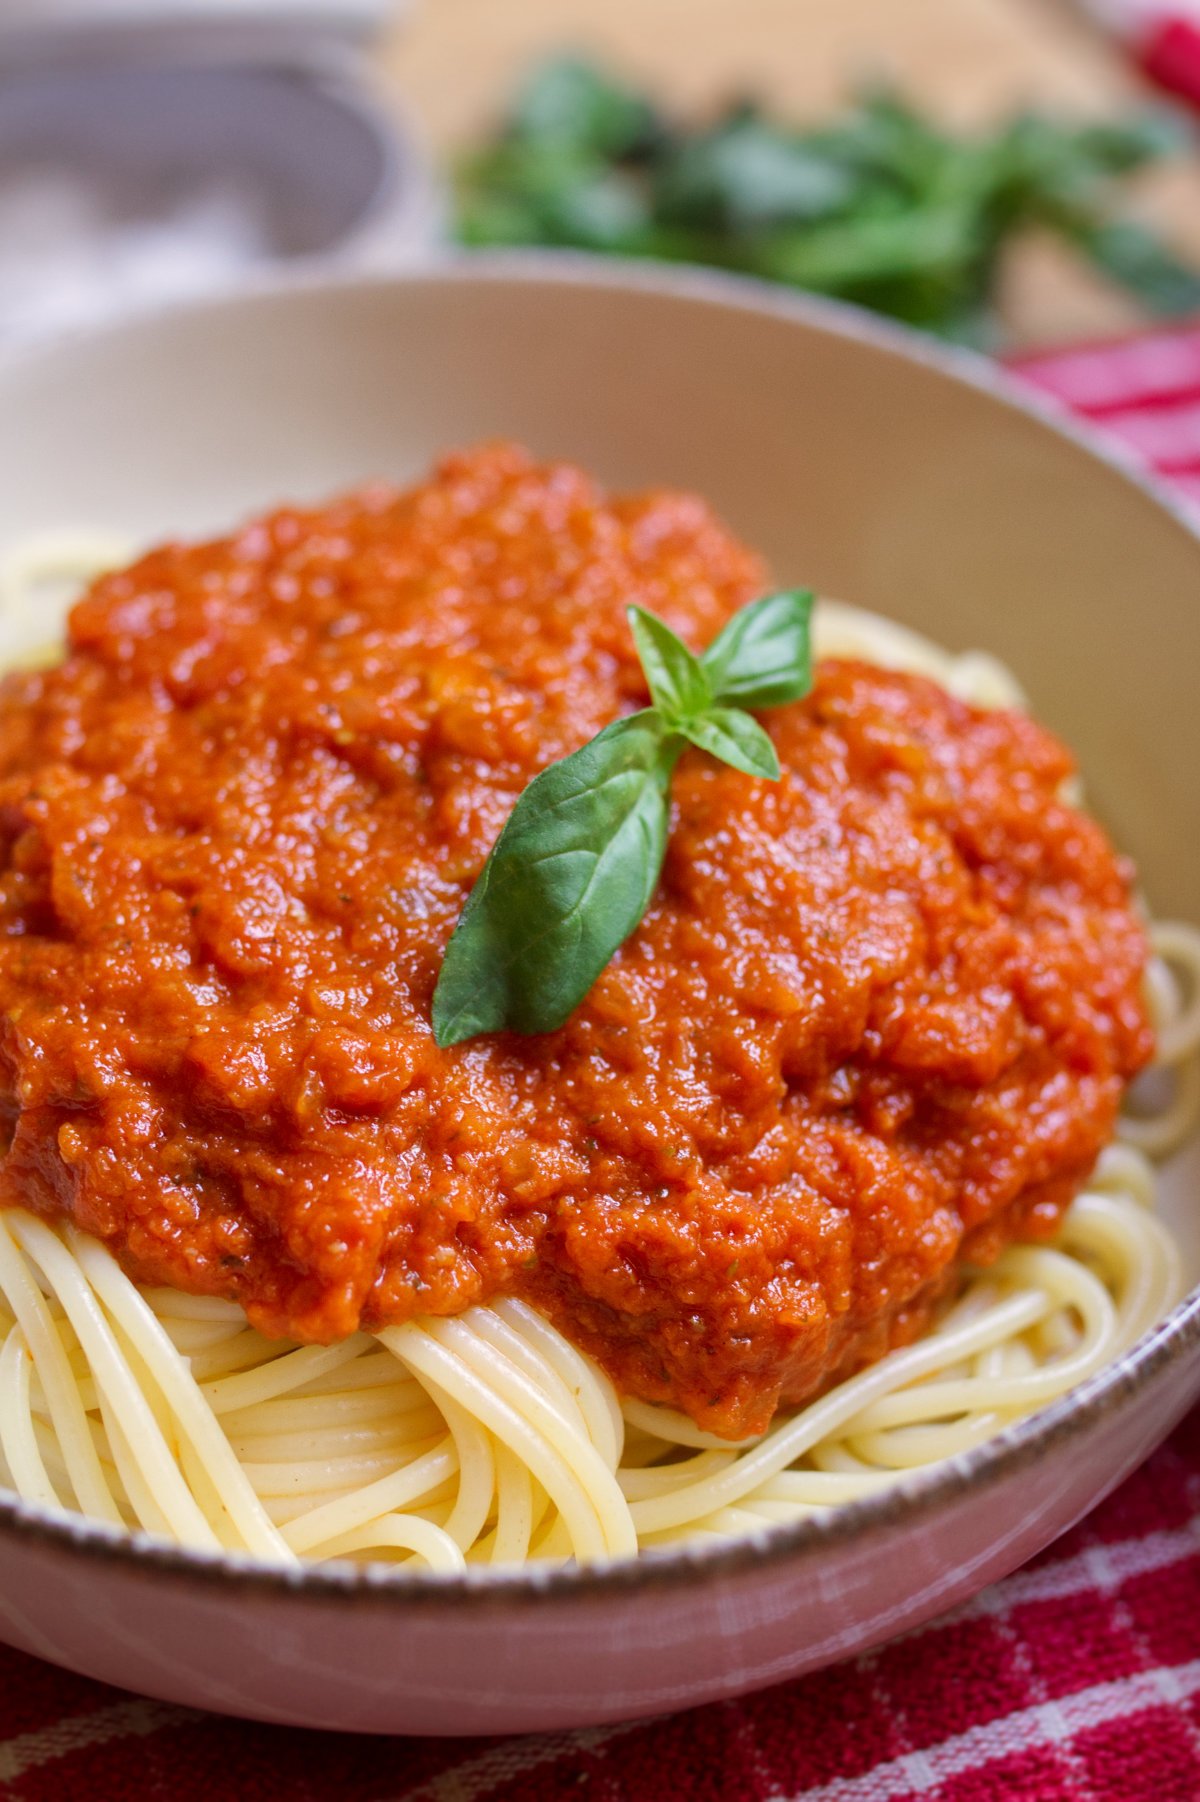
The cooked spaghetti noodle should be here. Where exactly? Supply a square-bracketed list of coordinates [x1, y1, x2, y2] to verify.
[0, 537, 1193, 1572]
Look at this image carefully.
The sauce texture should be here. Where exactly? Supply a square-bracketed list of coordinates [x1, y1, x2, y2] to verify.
[0, 445, 1152, 1436]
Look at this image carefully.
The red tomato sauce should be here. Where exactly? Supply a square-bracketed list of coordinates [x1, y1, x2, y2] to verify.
[0, 445, 1151, 1436]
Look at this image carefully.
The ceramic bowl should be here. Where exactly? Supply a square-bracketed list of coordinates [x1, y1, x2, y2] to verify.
[0, 46, 441, 343]
[0, 259, 1197, 1736]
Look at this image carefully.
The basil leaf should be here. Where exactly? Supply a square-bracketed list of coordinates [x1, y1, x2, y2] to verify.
[432, 711, 678, 1045]
[653, 114, 853, 231]
[701, 590, 815, 709]
[626, 605, 712, 723]
[683, 707, 780, 781]
[1071, 111, 1187, 176]
[539, 169, 652, 252]
[432, 586, 813, 1043]
[508, 56, 662, 160]
[1072, 218, 1200, 318]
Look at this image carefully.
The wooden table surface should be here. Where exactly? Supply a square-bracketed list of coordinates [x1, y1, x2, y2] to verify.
[381, 0, 1200, 347]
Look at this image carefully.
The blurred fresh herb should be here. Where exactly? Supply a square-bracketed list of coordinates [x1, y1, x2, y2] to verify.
[455, 56, 1200, 344]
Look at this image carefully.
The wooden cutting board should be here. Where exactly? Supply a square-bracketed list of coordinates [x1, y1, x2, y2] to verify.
[379, 0, 1200, 346]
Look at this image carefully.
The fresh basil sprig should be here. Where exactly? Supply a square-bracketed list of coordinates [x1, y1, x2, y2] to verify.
[431, 590, 813, 1046]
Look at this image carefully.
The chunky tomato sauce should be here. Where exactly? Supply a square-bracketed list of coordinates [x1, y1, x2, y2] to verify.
[0, 445, 1151, 1436]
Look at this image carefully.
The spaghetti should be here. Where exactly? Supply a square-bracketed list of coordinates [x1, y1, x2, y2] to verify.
[0, 540, 1193, 1572]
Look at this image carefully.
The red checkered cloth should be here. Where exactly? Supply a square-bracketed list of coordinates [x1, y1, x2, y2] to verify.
[1, 325, 1200, 1802]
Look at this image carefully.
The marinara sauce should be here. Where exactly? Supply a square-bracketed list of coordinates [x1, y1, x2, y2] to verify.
[0, 445, 1152, 1436]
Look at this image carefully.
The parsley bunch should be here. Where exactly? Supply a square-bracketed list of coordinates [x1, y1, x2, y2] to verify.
[456, 56, 1200, 344]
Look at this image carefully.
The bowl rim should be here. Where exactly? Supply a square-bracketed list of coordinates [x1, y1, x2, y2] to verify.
[0, 248, 1197, 1609]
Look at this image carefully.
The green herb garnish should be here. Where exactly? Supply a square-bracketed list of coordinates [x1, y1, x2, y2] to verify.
[456, 57, 1200, 345]
[431, 590, 813, 1046]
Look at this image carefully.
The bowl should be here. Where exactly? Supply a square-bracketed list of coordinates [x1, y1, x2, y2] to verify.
[0, 257, 1197, 1736]
[0, 50, 442, 343]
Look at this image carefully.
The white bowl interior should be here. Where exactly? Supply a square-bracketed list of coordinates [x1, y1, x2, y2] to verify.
[0, 260, 1196, 1284]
